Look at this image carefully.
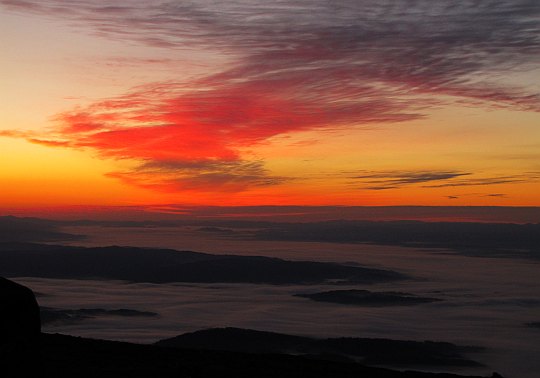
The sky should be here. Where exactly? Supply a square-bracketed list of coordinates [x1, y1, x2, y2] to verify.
[1, 1, 540, 214]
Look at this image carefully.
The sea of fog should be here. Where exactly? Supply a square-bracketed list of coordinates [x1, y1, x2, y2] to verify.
[12, 225, 540, 378]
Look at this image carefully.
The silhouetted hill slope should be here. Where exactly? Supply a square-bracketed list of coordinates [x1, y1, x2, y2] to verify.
[0, 332, 493, 378]
[156, 328, 483, 368]
[158, 327, 308, 353]
[0, 216, 82, 242]
[0, 277, 41, 342]
[0, 243, 405, 284]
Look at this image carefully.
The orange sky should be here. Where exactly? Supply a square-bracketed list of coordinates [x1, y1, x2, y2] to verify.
[1, 1, 539, 212]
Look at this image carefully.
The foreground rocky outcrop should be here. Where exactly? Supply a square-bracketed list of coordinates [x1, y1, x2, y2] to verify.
[9, 333, 495, 378]
[0, 277, 41, 342]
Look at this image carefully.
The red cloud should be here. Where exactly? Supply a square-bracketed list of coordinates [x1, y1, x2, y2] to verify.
[40, 69, 420, 192]
[58, 78, 417, 160]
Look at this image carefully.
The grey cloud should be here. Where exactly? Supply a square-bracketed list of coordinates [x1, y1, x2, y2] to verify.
[352, 170, 471, 190]
[109, 159, 290, 191]
[351, 170, 540, 190]
[422, 174, 540, 188]
[3, 0, 539, 111]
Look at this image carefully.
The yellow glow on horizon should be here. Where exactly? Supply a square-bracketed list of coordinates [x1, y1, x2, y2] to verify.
[0, 138, 160, 206]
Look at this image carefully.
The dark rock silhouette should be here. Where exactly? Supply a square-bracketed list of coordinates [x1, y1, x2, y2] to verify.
[33, 332, 491, 378]
[0, 277, 41, 342]
[156, 327, 484, 368]
[295, 289, 442, 306]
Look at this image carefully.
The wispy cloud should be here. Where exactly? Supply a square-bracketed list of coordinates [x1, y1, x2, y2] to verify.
[422, 173, 540, 188]
[351, 170, 540, 190]
[3, 0, 538, 109]
[107, 160, 290, 192]
[2, 0, 539, 193]
[0, 130, 27, 138]
[352, 170, 471, 190]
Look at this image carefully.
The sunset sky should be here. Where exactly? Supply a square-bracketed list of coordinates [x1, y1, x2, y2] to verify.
[1, 1, 539, 213]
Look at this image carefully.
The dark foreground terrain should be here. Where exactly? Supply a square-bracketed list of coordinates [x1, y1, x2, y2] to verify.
[2, 333, 497, 378]
[1, 277, 503, 378]
[157, 327, 482, 368]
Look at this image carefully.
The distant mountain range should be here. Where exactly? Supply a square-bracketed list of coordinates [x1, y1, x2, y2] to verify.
[0, 243, 405, 284]
[2, 215, 540, 260]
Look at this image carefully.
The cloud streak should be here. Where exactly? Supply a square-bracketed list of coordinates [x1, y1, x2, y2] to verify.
[350, 170, 540, 190]
[108, 160, 290, 192]
[422, 173, 540, 188]
[352, 171, 471, 190]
